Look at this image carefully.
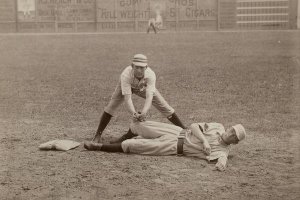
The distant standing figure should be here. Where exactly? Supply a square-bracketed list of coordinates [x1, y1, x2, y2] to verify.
[147, 18, 158, 34]
[147, 13, 163, 34]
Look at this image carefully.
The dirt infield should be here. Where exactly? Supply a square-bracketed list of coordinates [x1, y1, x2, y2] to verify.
[0, 31, 299, 200]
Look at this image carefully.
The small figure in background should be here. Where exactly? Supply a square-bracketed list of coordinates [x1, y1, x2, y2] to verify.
[147, 10, 163, 34]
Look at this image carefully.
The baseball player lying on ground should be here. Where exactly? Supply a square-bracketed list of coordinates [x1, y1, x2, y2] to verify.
[92, 54, 185, 144]
[84, 120, 246, 171]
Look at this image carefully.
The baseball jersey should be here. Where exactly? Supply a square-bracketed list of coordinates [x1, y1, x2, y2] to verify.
[183, 123, 230, 161]
[155, 15, 163, 28]
[149, 16, 162, 27]
[120, 66, 156, 95]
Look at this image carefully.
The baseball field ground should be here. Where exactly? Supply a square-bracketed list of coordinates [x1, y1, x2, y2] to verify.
[0, 31, 299, 200]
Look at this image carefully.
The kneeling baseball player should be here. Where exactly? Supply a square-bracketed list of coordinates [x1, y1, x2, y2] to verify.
[85, 120, 246, 171]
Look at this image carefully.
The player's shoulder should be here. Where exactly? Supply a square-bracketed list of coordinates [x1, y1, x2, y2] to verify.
[121, 65, 133, 77]
[209, 123, 225, 132]
[122, 65, 132, 73]
[206, 122, 224, 128]
[199, 122, 225, 134]
[146, 66, 155, 73]
[145, 67, 156, 78]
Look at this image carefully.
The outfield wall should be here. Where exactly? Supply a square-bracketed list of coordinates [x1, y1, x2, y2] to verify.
[0, 0, 298, 33]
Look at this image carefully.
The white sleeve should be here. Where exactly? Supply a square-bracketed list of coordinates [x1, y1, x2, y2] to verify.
[145, 69, 156, 94]
[120, 67, 132, 95]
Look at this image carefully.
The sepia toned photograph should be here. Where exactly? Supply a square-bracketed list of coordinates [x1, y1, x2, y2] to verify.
[0, 0, 299, 199]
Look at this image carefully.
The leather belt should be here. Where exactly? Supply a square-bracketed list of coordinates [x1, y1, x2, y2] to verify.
[177, 129, 187, 156]
[177, 126, 203, 155]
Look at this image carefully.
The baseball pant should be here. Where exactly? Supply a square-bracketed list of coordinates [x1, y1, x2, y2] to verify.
[104, 81, 175, 117]
[147, 22, 157, 33]
[121, 121, 183, 155]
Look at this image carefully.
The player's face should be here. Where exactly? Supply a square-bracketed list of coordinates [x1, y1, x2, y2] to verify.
[133, 64, 146, 78]
[223, 127, 239, 144]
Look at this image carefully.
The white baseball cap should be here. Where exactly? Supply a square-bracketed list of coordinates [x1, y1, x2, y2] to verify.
[232, 124, 246, 141]
[132, 54, 148, 67]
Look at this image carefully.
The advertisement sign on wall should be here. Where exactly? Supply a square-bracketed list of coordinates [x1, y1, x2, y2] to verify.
[37, 0, 95, 22]
[0, 0, 15, 21]
[18, 0, 36, 21]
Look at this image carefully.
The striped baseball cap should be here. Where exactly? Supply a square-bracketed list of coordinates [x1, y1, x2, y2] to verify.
[132, 54, 148, 67]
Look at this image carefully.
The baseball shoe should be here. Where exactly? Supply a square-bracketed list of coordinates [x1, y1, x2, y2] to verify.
[92, 133, 102, 143]
[84, 141, 103, 151]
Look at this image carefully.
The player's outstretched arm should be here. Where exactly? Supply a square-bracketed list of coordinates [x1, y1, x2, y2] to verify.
[124, 94, 137, 115]
[190, 123, 211, 155]
[141, 90, 153, 115]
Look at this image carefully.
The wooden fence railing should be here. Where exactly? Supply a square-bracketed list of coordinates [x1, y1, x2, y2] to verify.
[0, 0, 298, 33]
[236, 0, 290, 29]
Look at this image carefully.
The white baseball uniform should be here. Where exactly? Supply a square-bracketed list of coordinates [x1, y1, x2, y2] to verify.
[121, 121, 230, 161]
[104, 66, 174, 117]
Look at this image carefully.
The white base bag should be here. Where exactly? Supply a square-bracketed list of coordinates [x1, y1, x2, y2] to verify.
[39, 140, 80, 151]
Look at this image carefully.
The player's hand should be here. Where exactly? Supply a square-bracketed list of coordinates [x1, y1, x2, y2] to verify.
[214, 157, 227, 171]
[132, 112, 146, 122]
[136, 112, 146, 122]
[215, 161, 226, 171]
[132, 112, 139, 122]
[203, 141, 211, 155]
